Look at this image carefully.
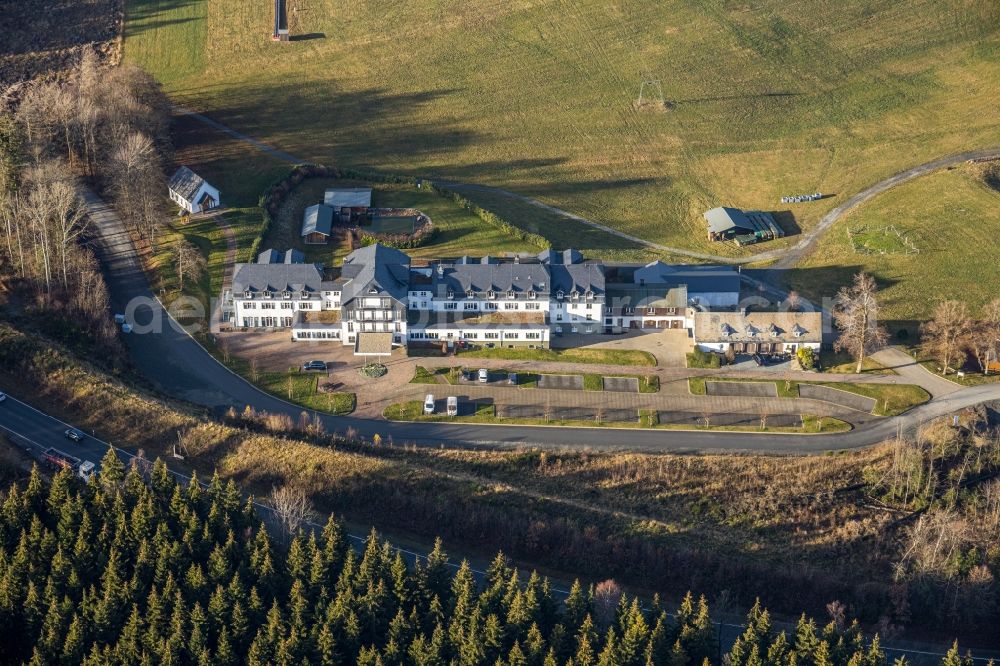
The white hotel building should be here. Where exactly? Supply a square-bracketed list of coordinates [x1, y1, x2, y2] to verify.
[228, 244, 821, 355]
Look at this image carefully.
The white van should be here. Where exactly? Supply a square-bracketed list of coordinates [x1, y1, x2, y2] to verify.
[446, 396, 458, 416]
[478, 368, 489, 383]
[423, 394, 435, 415]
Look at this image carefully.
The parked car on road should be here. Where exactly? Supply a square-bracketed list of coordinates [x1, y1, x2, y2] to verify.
[447, 396, 458, 416]
[424, 394, 435, 415]
[478, 368, 489, 383]
[302, 360, 327, 371]
[64, 428, 85, 442]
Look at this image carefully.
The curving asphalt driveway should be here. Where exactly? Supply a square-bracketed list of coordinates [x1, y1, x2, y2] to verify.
[84, 190, 1000, 454]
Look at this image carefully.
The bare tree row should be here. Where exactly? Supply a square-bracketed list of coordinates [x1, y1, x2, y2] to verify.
[922, 298, 1000, 375]
[11, 48, 170, 243]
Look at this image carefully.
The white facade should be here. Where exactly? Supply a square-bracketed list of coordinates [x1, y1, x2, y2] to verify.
[169, 180, 220, 215]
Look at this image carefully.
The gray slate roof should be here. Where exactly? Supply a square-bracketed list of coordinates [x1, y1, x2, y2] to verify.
[549, 263, 605, 299]
[632, 261, 740, 295]
[605, 284, 687, 310]
[168, 166, 207, 202]
[302, 204, 334, 237]
[324, 188, 372, 209]
[537, 248, 583, 265]
[233, 263, 334, 295]
[693, 311, 822, 343]
[430, 262, 550, 298]
[256, 248, 306, 265]
[703, 207, 783, 237]
[338, 244, 411, 303]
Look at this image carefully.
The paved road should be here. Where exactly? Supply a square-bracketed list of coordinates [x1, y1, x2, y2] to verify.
[171, 106, 999, 267]
[82, 190, 1000, 454]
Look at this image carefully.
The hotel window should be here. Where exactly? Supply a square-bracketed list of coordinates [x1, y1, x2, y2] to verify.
[504, 303, 517, 310]
[484, 303, 498, 310]
[525, 303, 540, 310]
[463, 302, 477, 310]
[444, 303, 457, 310]
[526, 332, 541, 340]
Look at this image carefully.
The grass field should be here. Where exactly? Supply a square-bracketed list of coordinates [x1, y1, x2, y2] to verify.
[790, 164, 1000, 320]
[124, 0, 1000, 257]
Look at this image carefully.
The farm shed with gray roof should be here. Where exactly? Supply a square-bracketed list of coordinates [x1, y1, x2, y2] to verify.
[301, 204, 335, 244]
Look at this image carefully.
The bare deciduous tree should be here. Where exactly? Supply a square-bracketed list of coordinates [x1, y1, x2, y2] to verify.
[921, 300, 971, 375]
[833, 272, 888, 374]
[270, 485, 314, 538]
[173, 239, 206, 291]
[593, 579, 623, 627]
[969, 298, 1000, 375]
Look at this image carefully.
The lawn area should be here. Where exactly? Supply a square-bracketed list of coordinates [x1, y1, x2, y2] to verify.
[256, 371, 355, 415]
[151, 208, 261, 311]
[409, 366, 459, 384]
[687, 377, 929, 417]
[686, 349, 721, 369]
[820, 351, 895, 375]
[458, 346, 656, 367]
[125, 0, 999, 256]
[789, 164, 1000, 321]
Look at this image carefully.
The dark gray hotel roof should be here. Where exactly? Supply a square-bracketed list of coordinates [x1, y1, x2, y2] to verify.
[339, 244, 411, 302]
[430, 262, 550, 298]
[232, 263, 333, 294]
[549, 263, 605, 299]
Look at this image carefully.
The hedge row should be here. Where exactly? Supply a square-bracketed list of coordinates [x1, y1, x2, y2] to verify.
[247, 163, 550, 258]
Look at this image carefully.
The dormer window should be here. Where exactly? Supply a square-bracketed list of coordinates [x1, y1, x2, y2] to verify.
[263, 290, 272, 299]
[507, 290, 515, 299]
[571, 291, 580, 301]
[585, 290, 594, 300]
[244, 290, 253, 298]
[466, 289, 475, 299]
[528, 290, 536, 300]
[283, 291, 291, 299]
[647, 306, 656, 315]
[447, 289, 455, 299]
[556, 290, 564, 300]
[488, 290, 496, 300]
[368, 287, 378, 294]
